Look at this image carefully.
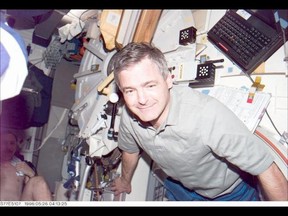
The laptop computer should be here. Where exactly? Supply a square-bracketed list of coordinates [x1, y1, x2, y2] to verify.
[207, 9, 286, 75]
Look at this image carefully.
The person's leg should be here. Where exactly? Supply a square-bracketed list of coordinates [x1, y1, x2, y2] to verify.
[214, 180, 260, 201]
[21, 176, 52, 201]
[164, 177, 207, 201]
[164, 177, 260, 201]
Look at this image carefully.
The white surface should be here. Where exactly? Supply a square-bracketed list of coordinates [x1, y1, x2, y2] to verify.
[153, 10, 195, 53]
[216, 74, 287, 135]
[164, 44, 197, 82]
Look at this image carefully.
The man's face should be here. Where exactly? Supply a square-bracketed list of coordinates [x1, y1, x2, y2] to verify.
[0, 133, 17, 162]
[118, 58, 173, 128]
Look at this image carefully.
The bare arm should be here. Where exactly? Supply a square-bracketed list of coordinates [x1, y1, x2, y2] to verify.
[112, 151, 140, 196]
[257, 162, 288, 201]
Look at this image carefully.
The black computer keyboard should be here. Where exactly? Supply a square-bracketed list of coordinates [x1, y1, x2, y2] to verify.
[215, 13, 272, 64]
[207, 10, 283, 74]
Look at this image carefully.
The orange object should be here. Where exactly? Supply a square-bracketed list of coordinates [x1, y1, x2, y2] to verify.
[247, 76, 265, 103]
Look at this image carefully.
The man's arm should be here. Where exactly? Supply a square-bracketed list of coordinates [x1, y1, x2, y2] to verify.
[112, 151, 140, 196]
[257, 162, 288, 200]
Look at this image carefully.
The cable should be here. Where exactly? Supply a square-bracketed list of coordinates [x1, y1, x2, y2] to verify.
[264, 110, 282, 137]
[195, 42, 207, 57]
[79, 10, 89, 31]
[28, 108, 69, 153]
[28, 59, 44, 70]
[77, 10, 100, 37]
[281, 28, 288, 77]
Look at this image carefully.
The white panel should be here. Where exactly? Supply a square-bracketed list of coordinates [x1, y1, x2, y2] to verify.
[117, 153, 152, 201]
[152, 10, 195, 53]
[116, 10, 141, 47]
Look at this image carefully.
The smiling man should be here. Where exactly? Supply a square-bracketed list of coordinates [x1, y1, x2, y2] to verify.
[109, 42, 287, 201]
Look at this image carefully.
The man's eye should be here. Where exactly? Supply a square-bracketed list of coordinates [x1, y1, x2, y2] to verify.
[124, 89, 134, 94]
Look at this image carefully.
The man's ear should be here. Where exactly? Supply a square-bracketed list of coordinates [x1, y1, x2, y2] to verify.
[166, 73, 173, 89]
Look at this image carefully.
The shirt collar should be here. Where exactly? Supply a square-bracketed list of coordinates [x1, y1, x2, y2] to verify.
[165, 87, 180, 127]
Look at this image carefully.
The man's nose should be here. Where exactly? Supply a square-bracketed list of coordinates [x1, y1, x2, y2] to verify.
[137, 89, 148, 104]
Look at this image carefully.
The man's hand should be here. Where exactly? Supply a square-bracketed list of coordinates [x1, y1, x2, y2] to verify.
[110, 151, 140, 197]
[111, 176, 132, 196]
[15, 161, 35, 178]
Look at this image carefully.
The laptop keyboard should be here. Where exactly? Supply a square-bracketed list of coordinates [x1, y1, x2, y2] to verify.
[207, 10, 283, 74]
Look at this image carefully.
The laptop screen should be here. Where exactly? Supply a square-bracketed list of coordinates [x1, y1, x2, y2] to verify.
[245, 10, 279, 31]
